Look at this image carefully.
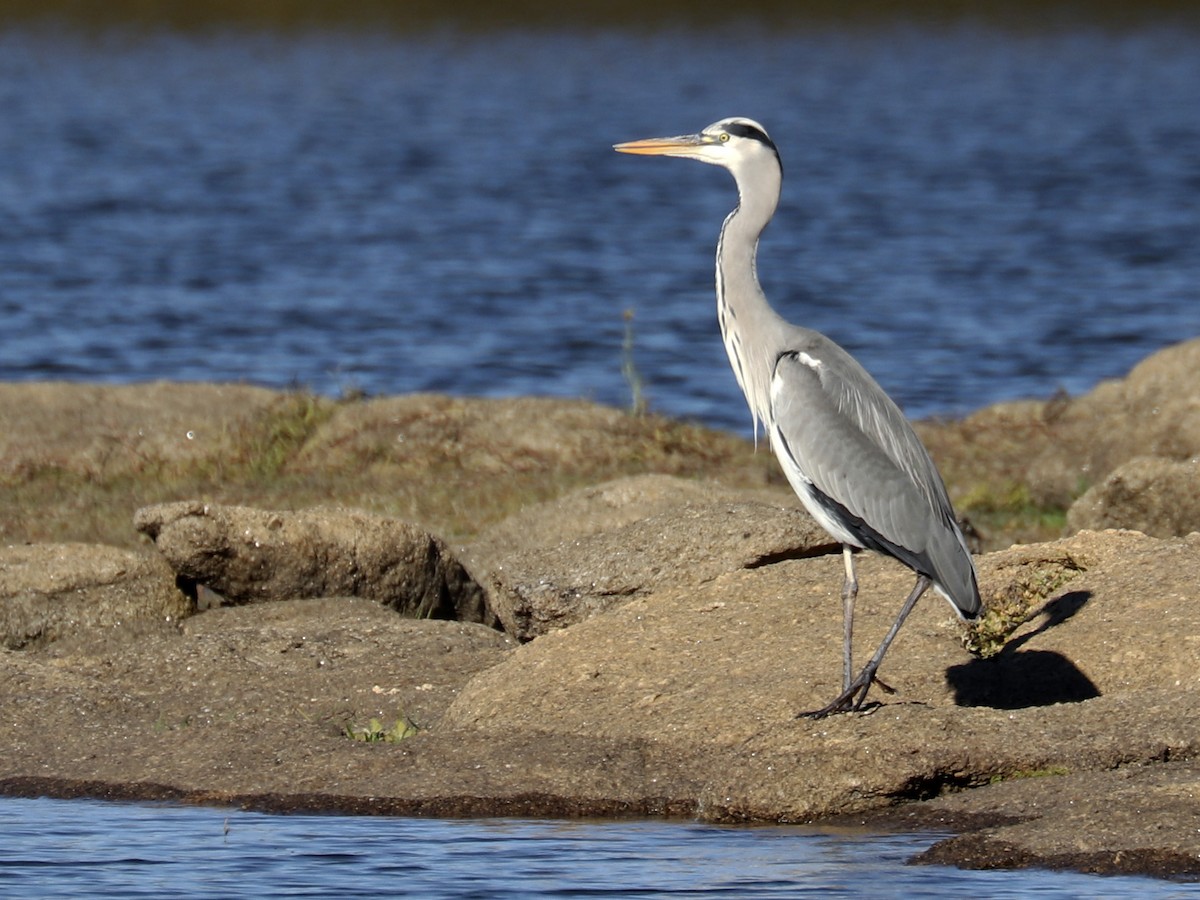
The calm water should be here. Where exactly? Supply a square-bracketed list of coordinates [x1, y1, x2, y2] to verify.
[0, 797, 1195, 898]
[1, 23, 1198, 433]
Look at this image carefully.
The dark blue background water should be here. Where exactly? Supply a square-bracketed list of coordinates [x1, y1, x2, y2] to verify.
[1, 23, 1197, 435]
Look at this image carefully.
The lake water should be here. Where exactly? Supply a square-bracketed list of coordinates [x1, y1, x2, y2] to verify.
[0, 797, 1195, 898]
[2, 15, 1200, 893]
[1, 21, 1198, 434]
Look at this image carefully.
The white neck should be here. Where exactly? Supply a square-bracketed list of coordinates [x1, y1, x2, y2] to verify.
[715, 162, 787, 437]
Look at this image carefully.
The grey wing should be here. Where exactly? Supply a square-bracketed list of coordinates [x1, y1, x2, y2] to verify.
[768, 342, 980, 617]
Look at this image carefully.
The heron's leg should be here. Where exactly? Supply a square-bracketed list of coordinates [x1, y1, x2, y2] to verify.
[840, 546, 857, 694]
[799, 574, 932, 719]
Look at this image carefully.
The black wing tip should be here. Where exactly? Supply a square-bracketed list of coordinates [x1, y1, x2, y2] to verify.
[957, 600, 984, 622]
[939, 571, 982, 621]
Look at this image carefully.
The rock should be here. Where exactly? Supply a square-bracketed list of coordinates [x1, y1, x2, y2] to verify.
[294, 394, 634, 475]
[917, 337, 1200, 535]
[0, 597, 513, 795]
[442, 529, 1200, 822]
[464, 475, 834, 641]
[0, 543, 191, 649]
[2, 507, 1200, 880]
[168, 597, 512, 732]
[1029, 340, 1200, 508]
[0, 384, 780, 551]
[6, 354, 1200, 881]
[470, 473, 766, 550]
[134, 502, 493, 625]
[905, 758, 1200, 880]
[1066, 456, 1200, 538]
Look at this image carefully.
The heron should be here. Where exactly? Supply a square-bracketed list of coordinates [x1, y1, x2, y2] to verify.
[614, 117, 981, 718]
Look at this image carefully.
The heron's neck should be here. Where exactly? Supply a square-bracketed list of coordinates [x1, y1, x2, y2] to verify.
[716, 178, 785, 437]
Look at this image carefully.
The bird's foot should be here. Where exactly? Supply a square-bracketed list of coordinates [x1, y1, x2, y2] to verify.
[797, 682, 872, 719]
[797, 672, 891, 719]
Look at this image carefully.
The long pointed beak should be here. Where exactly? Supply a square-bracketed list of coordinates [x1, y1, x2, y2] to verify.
[613, 134, 705, 156]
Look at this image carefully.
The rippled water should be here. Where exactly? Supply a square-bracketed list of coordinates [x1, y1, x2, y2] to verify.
[0, 797, 1195, 898]
[1, 23, 1198, 432]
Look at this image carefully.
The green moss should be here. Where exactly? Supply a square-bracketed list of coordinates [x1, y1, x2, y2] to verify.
[988, 765, 1070, 784]
[959, 481, 1065, 524]
[963, 553, 1086, 658]
[957, 480, 1069, 548]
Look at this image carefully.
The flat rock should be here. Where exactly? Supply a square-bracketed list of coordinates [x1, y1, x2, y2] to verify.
[1066, 455, 1200, 537]
[0, 543, 191, 649]
[134, 502, 493, 624]
[290, 394, 771, 486]
[444, 530, 1200, 823]
[293, 393, 633, 474]
[469, 474, 773, 550]
[902, 758, 1200, 880]
[464, 475, 834, 641]
[1, 597, 514, 797]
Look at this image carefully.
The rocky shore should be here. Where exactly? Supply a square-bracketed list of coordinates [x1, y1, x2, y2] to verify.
[2, 337, 1198, 881]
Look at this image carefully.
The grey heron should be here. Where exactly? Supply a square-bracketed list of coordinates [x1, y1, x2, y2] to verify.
[614, 117, 981, 717]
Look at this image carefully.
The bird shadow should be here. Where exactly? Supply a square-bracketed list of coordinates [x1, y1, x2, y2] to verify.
[945, 591, 1100, 709]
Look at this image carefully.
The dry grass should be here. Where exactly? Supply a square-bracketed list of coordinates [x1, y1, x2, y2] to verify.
[4, 379, 1119, 554]
[0, 386, 780, 550]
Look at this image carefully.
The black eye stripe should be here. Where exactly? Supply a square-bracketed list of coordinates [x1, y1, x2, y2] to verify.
[724, 122, 774, 149]
[719, 120, 782, 174]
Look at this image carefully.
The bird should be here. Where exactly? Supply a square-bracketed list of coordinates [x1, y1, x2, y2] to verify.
[614, 117, 981, 718]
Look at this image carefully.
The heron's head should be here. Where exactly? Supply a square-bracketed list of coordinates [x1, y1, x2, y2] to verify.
[614, 117, 781, 175]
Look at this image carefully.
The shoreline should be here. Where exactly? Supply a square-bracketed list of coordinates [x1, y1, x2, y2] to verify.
[2, 338, 1199, 882]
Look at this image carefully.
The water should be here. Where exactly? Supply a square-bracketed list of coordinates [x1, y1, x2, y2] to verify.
[0, 797, 1195, 898]
[1, 23, 1198, 433]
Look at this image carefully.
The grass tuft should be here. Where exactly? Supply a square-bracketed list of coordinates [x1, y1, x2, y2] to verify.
[344, 714, 420, 743]
[245, 392, 336, 477]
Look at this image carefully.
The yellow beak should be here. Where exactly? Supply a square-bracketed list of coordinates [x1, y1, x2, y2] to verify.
[613, 135, 704, 156]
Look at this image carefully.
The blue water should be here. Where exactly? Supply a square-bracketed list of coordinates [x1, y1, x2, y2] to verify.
[1, 24, 1198, 434]
[0, 797, 1195, 898]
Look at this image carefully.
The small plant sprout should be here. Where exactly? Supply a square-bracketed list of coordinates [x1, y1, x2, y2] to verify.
[344, 713, 420, 743]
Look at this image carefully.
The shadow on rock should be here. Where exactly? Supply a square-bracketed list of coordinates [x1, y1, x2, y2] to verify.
[947, 591, 1100, 709]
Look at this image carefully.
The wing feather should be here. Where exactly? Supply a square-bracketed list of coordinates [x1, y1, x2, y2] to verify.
[768, 339, 979, 616]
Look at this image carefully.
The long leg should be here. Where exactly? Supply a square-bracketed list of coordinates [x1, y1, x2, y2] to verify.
[840, 545, 857, 693]
[799, 574, 932, 719]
